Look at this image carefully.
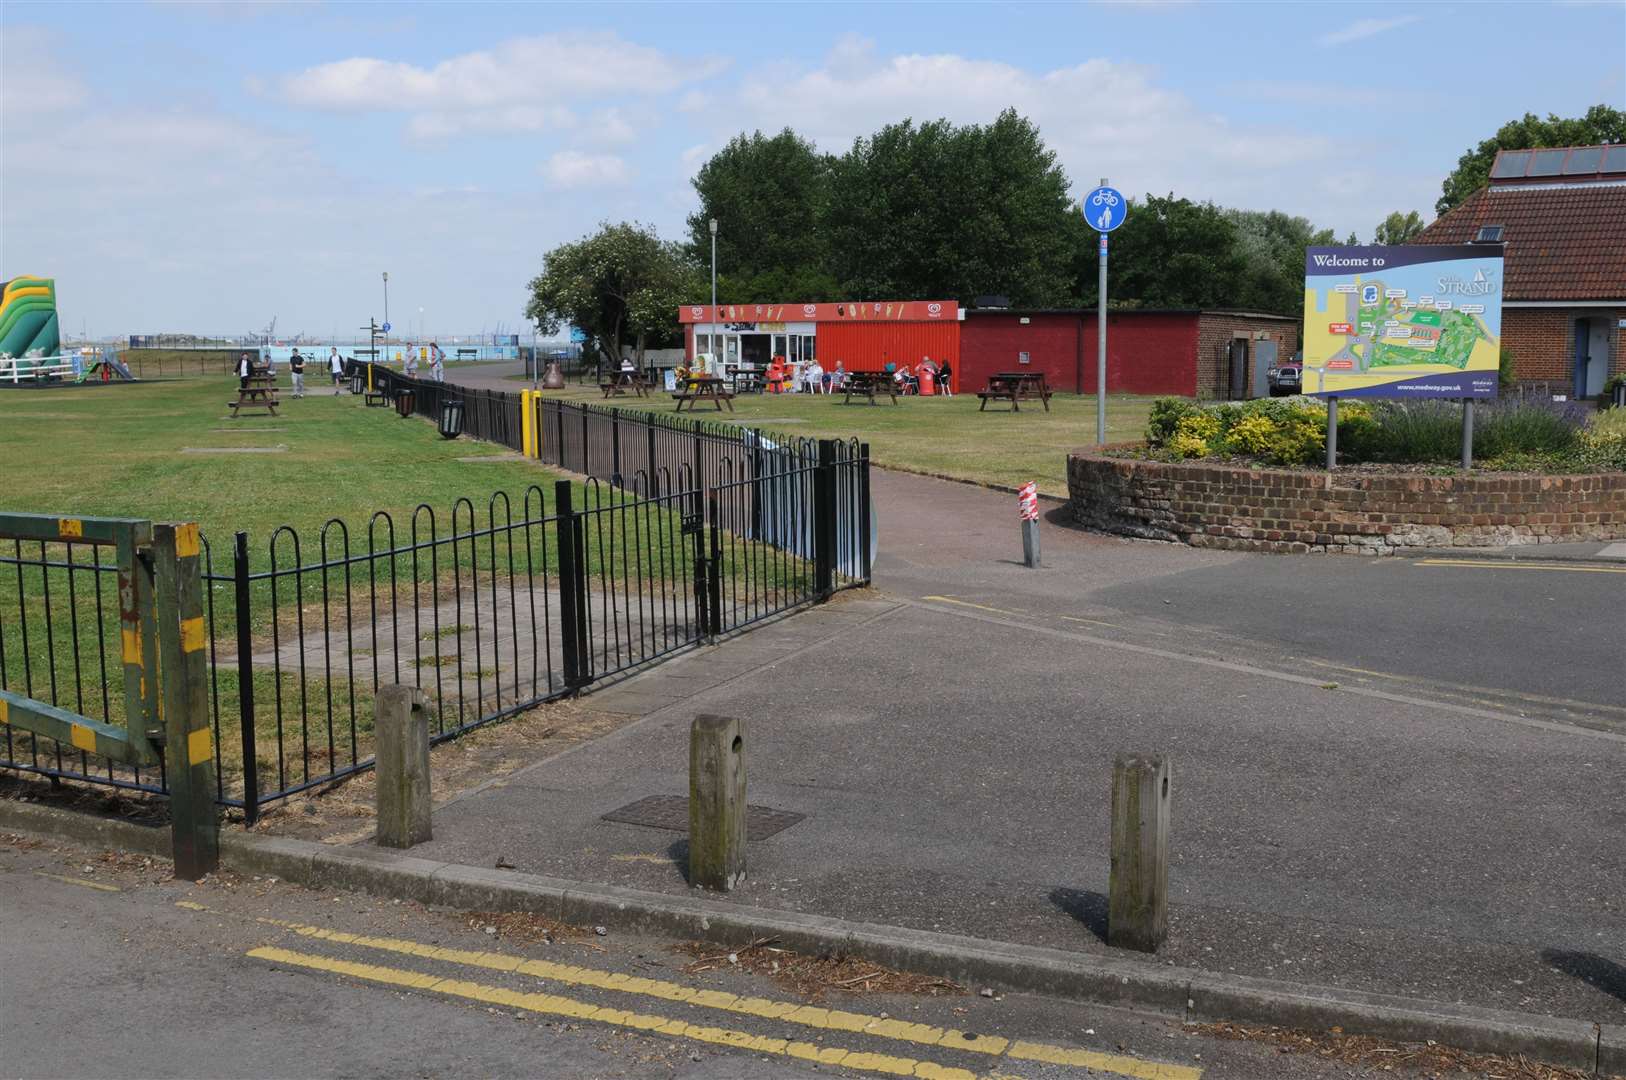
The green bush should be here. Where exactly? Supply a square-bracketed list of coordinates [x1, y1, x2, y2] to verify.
[1357, 401, 1461, 462]
[1498, 347, 1517, 392]
[1474, 399, 1584, 459]
[1146, 398, 1199, 444]
[1603, 373, 1626, 406]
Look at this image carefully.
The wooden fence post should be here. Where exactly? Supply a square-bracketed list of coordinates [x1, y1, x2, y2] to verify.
[689, 714, 746, 891]
[153, 523, 219, 880]
[375, 685, 433, 848]
[1108, 753, 1170, 952]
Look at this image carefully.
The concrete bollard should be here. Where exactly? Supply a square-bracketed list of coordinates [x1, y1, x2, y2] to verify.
[689, 714, 746, 891]
[1108, 753, 1170, 952]
[375, 685, 433, 849]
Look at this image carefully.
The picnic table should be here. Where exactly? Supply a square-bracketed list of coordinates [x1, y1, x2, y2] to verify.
[726, 366, 764, 394]
[841, 370, 899, 405]
[600, 370, 647, 398]
[978, 371, 1052, 412]
[229, 373, 280, 417]
[672, 375, 734, 412]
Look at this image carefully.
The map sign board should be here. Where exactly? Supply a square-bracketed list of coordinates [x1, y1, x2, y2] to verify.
[1301, 244, 1503, 398]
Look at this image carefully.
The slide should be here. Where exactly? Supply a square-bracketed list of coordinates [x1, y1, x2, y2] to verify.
[0, 277, 61, 358]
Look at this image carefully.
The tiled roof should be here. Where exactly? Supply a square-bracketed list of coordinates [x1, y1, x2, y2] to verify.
[1412, 183, 1626, 302]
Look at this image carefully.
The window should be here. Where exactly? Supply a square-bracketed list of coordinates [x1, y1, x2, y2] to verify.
[1018, 351, 1031, 365]
[1475, 225, 1504, 243]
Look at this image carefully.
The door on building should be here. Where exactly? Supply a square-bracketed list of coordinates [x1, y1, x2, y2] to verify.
[1575, 317, 1611, 398]
[740, 334, 771, 367]
[1227, 338, 1249, 400]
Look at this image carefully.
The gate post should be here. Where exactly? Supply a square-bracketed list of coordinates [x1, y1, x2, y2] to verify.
[706, 490, 724, 638]
[813, 439, 837, 598]
[689, 714, 746, 891]
[554, 481, 590, 692]
[153, 523, 219, 880]
[858, 442, 873, 584]
[232, 531, 260, 827]
[1108, 753, 1171, 952]
[611, 408, 622, 487]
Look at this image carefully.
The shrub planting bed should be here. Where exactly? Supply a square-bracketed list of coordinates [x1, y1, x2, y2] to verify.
[1068, 398, 1626, 554]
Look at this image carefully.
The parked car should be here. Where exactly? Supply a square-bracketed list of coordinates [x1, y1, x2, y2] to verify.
[1268, 352, 1303, 396]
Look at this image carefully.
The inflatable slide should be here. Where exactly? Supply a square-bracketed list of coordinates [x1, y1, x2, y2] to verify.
[0, 276, 61, 358]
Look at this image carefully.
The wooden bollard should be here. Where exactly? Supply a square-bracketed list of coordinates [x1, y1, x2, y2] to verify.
[1108, 753, 1171, 952]
[375, 685, 433, 849]
[689, 714, 746, 891]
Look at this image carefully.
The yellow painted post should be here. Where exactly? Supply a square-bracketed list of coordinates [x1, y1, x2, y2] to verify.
[153, 522, 219, 880]
[367, 362, 374, 392]
[521, 390, 536, 457]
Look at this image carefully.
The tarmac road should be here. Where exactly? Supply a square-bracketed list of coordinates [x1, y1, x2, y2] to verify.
[3, 835, 1385, 1080]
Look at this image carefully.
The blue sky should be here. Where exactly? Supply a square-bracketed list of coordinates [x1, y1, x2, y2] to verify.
[2, 0, 1622, 339]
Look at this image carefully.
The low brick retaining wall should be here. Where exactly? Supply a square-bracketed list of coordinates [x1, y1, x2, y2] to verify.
[1067, 452, 1626, 554]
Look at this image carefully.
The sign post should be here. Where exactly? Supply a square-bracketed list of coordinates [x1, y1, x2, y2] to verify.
[1084, 181, 1127, 447]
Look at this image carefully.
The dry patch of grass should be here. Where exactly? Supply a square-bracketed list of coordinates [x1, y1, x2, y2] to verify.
[1192, 1021, 1594, 1079]
[678, 937, 964, 1003]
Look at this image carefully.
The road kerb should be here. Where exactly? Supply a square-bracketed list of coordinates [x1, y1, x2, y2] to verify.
[0, 797, 1607, 1076]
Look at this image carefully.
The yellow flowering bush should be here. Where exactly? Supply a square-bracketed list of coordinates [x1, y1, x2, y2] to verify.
[1227, 414, 1278, 455]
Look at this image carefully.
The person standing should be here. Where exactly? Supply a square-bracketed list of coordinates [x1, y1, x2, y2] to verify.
[429, 340, 445, 383]
[404, 344, 419, 379]
[289, 348, 306, 398]
[263, 349, 276, 383]
[329, 347, 345, 394]
[237, 351, 252, 390]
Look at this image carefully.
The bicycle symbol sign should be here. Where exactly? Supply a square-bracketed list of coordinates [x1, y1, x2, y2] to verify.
[1083, 186, 1127, 233]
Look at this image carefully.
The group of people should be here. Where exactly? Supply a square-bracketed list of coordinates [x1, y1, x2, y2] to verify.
[764, 356, 843, 394]
[887, 356, 953, 396]
[236, 346, 347, 397]
[234, 341, 446, 398]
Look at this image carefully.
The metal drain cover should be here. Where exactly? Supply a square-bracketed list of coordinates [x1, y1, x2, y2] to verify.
[601, 795, 804, 840]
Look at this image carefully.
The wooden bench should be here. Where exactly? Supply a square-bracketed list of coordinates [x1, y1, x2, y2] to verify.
[672, 377, 734, 412]
[842, 371, 898, 405]
[978, 372, 1052, 412]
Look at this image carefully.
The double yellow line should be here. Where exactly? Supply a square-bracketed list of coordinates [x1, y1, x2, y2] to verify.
[243, 920, 1199, 1080]
[1417, 558, 1626, 574]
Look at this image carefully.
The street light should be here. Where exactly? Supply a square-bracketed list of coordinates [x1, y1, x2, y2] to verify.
[418, 306, 425, 341]
[382, 272, 390, 330]
[709, 218, 718, 369]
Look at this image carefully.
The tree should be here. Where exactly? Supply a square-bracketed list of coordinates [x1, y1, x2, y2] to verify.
[686, 130, 833, 296]
[525, 222, 700, 374]
[1437, 105, 1626, 214]
[825, 109, 1075, 305]
[1226, 209, 1336, 314]
[1096, 194, 1246, 309]
[1372, 210, 1425, 245]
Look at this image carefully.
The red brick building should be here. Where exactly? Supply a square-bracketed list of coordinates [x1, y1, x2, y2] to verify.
[1412, 144, 1626, 397]
[960, 309, 1298, 399]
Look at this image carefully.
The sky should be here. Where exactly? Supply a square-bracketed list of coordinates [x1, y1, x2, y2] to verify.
[2, 0, 1622, 340]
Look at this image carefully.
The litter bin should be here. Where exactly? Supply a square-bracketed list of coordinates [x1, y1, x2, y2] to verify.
[439, 398, 464, 439]
[1613, 381, 1626, 409]
[395, 389, 415, 417]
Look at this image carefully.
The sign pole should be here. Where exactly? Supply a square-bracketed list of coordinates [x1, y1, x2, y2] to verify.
[1096, 177, 1109, 448]
[1461, 398, 1474, 470]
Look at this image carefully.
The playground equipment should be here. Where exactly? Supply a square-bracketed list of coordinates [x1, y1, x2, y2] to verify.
[0, 276, 61, 359]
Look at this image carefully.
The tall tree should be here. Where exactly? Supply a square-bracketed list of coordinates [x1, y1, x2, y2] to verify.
[525, 222, 700, 374]
[1437, 105, 1626, 214]
[1096, 194, 1246, 309]
[1372, 210, 1425, 245]
[825, 109, 1075, 304]
[686, 129, 833, 298]
[1226, 209, 1336, 314]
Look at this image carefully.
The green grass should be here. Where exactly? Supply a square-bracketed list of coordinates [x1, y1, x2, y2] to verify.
[533, 384, 1156, 496]
[0, 378, 553, 544]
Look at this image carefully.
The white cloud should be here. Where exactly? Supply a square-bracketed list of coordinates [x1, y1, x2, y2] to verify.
[277, 32, 725, 138]
[583, 107, 639, 147]
[720, 37, 1332, 210]
[0, 26, 89, 117]
[1316, 15, 1421, 47]
[540, 150, 631, 190]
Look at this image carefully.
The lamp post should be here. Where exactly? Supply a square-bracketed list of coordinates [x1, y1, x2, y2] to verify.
[418, 306, 424, 341]
[709, 217, 718, 365]
[382, 272, 389, 330]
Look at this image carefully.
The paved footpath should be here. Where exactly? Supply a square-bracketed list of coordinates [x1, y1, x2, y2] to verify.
[391, 468, 1624, 1028]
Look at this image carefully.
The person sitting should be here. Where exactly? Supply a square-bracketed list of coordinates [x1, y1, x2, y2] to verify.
[937, 358, 954, 397]
[894, 363, 918, 395]
[803, 358, 825, 394]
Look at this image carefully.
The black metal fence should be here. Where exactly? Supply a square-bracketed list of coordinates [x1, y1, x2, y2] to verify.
[3, 376, 870, 823]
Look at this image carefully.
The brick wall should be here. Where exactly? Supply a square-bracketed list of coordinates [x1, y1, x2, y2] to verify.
[1068, 453, 1626, 554]
[1502, 307, 1626, 390]
[1194, 314, 1300, 399]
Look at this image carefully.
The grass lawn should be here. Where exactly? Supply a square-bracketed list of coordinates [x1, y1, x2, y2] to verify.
[529, 383, 1155, 496]
[0, 377, 553, 549]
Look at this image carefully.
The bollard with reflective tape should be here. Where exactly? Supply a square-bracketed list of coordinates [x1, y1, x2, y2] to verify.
[1019, 482, 1041, 568]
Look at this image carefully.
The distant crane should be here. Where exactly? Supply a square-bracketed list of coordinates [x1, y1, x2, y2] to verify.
[260, 316, 277, 346]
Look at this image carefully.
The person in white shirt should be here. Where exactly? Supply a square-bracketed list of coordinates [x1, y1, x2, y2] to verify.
[803, 359, 825, 394]
[237, 351, 252, 390]
[404, 344, 419, 378]
[329, 347, 345, 394]
[429, 341, 445, 382]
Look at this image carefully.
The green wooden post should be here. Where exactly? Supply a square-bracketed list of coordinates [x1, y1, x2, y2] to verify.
[153, 522, 219, 880]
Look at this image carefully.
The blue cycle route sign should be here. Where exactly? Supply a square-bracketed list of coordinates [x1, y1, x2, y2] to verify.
[381, 322, 391, 333]
[1083, 186, 1127, 232]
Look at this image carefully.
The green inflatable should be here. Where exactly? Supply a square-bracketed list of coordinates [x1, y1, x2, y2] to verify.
[0, 276, 61, 358]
